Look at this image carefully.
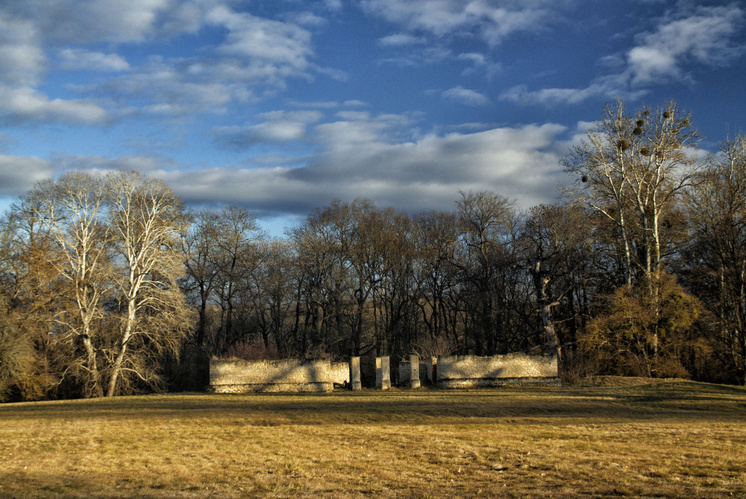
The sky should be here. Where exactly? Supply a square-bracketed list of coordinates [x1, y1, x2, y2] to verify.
[0, 0, 745, 236]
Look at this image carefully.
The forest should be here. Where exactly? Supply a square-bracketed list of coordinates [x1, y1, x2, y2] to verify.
[1, 100, 745, 401]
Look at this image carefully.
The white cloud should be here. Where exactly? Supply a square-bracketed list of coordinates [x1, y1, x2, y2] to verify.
[277, 116, 568, 212]
[499, 82, 611, 106]
[499, 4, 746, 106]
[465, 1, 553, 47]
[206, 5, 313, 79]
[457, 52, 501, 77]
[213, 110, 324, 148]
[442, 86, 491, 106]
[323, 0, 343, 10]
[0, 4, 146, 126]
[0, 12, 46, 86]
[627, 4, 745, 86]
[378, 33, 425, 47]
[58, 49, 130, 72]
[23, 117, 567, 217]
[290, 100, 340, 109]
[2, 113, 569, 223]
[363, 0, 560, 75]
[51, 154, 173, 174]
[161, 166, 335, 216]
[377, 45, 454, 68]
[0, 2, 324, 124]
[0, 85, 108, 125]
[0, 155, 54, 194]
[457, 53, 486, 66]
[87, 58, 245, 118]
[160, 0, 226, 35]
[334, 110, 371, 121]
[7, 0, 171, 44]
[361, 0, 559, 46]
[283, 11, 328, 28]
[343, 100, 369, 108]
[84, 5, 320, 117]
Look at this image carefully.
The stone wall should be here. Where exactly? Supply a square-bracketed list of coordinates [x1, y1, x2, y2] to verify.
[210, 359, 350, 393]
[209, 353, 558, 393]
[436, 353, 559, 388]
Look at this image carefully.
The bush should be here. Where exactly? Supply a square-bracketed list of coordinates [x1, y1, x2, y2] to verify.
[0, 317, 53, 402]
[580, 272, 704, 378]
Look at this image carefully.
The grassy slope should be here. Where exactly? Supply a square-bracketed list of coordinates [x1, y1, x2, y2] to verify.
[0, 380, 744, 498]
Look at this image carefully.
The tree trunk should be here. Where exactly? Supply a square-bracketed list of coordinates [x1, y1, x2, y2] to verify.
[531, 260, 561, 360]
[196, 283, 208, 346]
[618, 203, 634, 288]
[106, 297, 135, 397]
[81, 334, 102, 397]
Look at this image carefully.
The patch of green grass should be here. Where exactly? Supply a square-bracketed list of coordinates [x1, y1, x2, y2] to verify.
[1, 380, 745, 498]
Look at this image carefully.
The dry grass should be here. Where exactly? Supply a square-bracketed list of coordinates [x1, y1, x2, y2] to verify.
[1, 380, 745, 498]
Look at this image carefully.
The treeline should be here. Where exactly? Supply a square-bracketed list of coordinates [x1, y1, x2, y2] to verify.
[1, 100, 745, 401]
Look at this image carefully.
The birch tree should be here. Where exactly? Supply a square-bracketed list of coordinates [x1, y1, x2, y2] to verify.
[625, 101, 699, 280]
[563, 100, 636, 287]
[563, 99, 699, 287]
[564, 100, 699, 370]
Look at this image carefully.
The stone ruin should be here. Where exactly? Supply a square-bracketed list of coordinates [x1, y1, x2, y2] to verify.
[209, 359, 349, 393]
[209, 352, 559, 393]
[433, 353, 560, 388]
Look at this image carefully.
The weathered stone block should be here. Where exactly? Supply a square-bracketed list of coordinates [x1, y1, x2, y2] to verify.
[209, 359, 349, 393]
[376, 356, 391, 390]
[350, 356, 361, 391]
[436, 353, 559, 388]
[409, 354, 421, 388]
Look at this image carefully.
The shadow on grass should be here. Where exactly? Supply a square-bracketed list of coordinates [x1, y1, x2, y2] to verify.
[2, 380, 744, 425]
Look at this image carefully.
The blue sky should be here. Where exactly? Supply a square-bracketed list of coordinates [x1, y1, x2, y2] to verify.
[1, 0, 745, 235]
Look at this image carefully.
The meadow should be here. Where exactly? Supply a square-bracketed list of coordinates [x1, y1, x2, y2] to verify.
[1, 379, 744, 498]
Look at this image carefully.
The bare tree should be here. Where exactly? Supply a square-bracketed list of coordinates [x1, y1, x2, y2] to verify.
[626, 101, 699, 279]
[105, 171, 193, 397]
[564, 100, 700, 363]
[454, 191, 526, 354]
[563, 99, 699, 287]
[370, 208, 418, 360]
[412, 211, 460, 346]
[248, 239, 297, 356]
[212, 206, 263, 352]
[182, 209, 221, 348]
[23, 173, 112, 397]
[289, 201, 355, 357]
[1, 201, 62, 400]
[520, 204, 595, 364]
[563, 100, 636, 287]
[684, 135, 746, 383]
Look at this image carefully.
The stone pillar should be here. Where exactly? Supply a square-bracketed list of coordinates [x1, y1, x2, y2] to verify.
[409, 354, 421, 388]
[350, 356, 361, 391]
[376, 356, 390, 390]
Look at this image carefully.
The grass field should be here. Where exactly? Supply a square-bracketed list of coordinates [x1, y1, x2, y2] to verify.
[1, 379, 745, 498]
